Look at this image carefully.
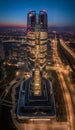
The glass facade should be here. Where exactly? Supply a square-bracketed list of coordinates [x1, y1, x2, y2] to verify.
[27, 10, 48, 70]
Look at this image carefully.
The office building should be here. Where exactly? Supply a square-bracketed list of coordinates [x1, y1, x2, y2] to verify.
[17, 11, 56, 120]
[27, 10, 47, 71]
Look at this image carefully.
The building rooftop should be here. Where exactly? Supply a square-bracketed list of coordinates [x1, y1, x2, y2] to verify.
[17, 77, 56, 119]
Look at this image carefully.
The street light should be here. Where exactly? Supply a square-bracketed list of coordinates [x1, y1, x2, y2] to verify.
[16, 71, 20, 76]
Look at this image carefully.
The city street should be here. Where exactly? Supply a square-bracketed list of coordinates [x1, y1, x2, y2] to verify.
[52, 34, 74, 130]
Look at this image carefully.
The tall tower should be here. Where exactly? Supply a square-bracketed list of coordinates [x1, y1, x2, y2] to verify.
[27, 10, 36, 31]
[27, 10, 48, 95]
[27, 10, 36, 69]
[17, 11, 56, 119]
[27, 10, 48, 71]
[38, 10, 48, 71]
[39, 10, 48, 30]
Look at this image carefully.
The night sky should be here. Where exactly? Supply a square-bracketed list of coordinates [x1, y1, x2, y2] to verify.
[0, 0, 75, 26]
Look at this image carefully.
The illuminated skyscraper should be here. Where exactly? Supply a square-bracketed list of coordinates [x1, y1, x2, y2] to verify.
[17, 11, 56, 120]
[27, 10, 47, 71]
[27, 10, 36, 31]
[39, 10, 48, 30]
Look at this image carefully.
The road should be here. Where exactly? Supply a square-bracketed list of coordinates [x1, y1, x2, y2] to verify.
[11, 121, 69, 130]
[1, 37, 74, 130]
[57, 71, 74, 130]
[52, 34, 74, 130]
[8, 59, 69, 130]
[0, 63, 27, 107]
[60, 38, 75, 59]
[1, 39, 26, 43]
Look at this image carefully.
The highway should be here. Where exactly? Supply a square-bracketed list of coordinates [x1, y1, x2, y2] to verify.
[57, 71, 74, 130]
[60, 38, 75, 59]
[2, 39, 26, 43]
[1, 36, 74, 130]
[8, 59, 69, 130]
[0, 35, 26, 39]
[10, 38, 70, 130]
[52, 34, 74, 130]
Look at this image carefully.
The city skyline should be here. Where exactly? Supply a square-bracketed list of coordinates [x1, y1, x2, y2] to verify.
[0, 0, 75, 27]
[0, 9, 75, 130]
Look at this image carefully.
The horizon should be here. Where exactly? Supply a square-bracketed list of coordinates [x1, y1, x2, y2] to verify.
[0, 23, 75, 28]
[0, 0, 75, 26]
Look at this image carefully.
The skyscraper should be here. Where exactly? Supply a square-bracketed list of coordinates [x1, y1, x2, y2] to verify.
[17, 11, 56, 120]
[39, 10, 48, 30]
[27, 10, 47, 71]
[27, 10, 36, 31]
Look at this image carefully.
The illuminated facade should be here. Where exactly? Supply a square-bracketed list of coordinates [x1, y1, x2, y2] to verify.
[17, 11, 56, 120]
[39, 10, 48, 30]
[27, 10, 48, 71]
[27, 10, 36, 31]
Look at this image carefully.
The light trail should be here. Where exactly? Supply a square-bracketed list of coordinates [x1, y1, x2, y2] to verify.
[52, 33, 74, 130]
[60, 39, 75, 59]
